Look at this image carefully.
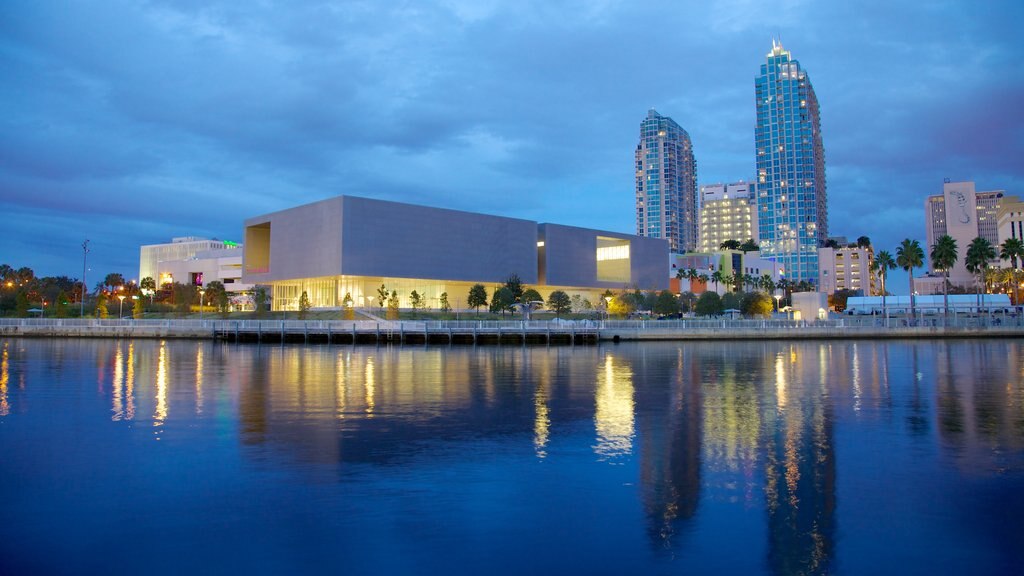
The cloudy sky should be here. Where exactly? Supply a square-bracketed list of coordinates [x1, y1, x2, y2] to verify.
[2, 0, 1022, 280]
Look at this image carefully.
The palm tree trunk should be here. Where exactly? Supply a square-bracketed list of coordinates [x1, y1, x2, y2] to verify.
[881, 275, 887, 318]
[908, 270, 915, 317]
[943, 271, 949, 319]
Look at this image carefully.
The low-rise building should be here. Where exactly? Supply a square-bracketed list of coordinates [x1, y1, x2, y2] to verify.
[242, 195, 668, 310]
[818, 245, 875, 295]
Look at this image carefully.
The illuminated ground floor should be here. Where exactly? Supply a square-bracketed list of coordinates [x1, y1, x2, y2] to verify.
[268, 275, 614, 312]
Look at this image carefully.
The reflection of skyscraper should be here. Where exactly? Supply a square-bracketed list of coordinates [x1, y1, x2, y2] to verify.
[635, 347, 702, 549]
[755, 40, 827, 284]
[764, 345, 836, 576]
[636, 109, 698, 253]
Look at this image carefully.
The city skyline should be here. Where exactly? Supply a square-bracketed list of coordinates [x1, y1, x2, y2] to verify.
[2, 1, 1023, 282]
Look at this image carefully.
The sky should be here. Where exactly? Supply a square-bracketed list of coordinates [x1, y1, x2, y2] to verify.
[2, 0, 1023, 281]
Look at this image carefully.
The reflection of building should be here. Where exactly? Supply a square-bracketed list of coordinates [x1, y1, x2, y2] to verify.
[243, 195, 667, 310]
[636, 109, 698, 253]
[818, 245, 875, 295]
[698, 182, 758, 253]
[139, 236, 237, 285]
[755, 40, 827, 285]
[924, 181, 1003, 286]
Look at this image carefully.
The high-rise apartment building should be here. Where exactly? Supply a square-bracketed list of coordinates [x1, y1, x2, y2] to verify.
[698, 181, 758, 253]
[923, 181, 1003, 284]
[755, 40, 827, 284]
[636, 109, 698, 253]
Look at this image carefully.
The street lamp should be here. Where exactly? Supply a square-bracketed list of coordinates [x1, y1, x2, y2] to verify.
[80, 239, 89, 317]
[199, 288, 206, 320]
[40, 300, 46, 318]
[774, 294, 782, 313]
[117, 294, 126, 319]
[604, 295, 612, 320]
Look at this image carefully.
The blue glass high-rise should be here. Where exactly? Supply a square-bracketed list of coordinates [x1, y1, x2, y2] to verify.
[755, 41, 827, 285]
[636, 109, 698, 253]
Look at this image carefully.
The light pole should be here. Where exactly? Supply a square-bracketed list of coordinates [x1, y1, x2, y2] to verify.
[80, 239, 89, 317]
[117, 295, 126, 319]
[774, 293, 782, 313]
[604, 295, 612, 321]
[199, 288, 206, 320]
[41, 300, 46, 318]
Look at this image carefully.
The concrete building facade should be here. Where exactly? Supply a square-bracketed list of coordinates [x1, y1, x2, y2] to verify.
[698, 181, 758, 253]
[636, 109, 698, 253]
[818, 245, 875, 295]
[996, 194, 1024, 247]
[924, 181, 1004, 285]
[243, 195, 668, 310]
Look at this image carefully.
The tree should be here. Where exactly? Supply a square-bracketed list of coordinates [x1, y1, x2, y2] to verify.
[387, 290, 399, 320]
[55, 290, 70, 318]
[607, 292, 635, 317]
[740, 239, 760, 253]
[824, 238, 841, 249]
[298, 291, 311, 319]
[871, 250, 897, 317]
[133, 296, 145, 319]
[521, 288, 543, 305]
[95, 293, 109, 319]
[695, 291, 724, 316]
[548, 290, 571, 317]
[254, 286, 270, 318]
[342, 292, 354, 320]
[468, 284, 488, 314]
[376, 284, 388, 311]
[140, 277, 156, 303]
[711, 270, 723, 292]
[930, 235, 958, 317]
[15, 292, 30, 317]
[741, 292, 773, 317]
[857, 236, 871, 248]
[896, 239, 924, 316]
[721, 291, 742, 311]
[490, 287, 514, 317]
[1000, 237, 1024, 305]
[103, 273, 125, 293]
[409, 290, 424, 317]
[503, 274, 524, 302]
[965, 237, 996, 311]
[760, 274, 775, 294]
[653, 290, 679, 316]
[719, 239, 742, 251]
[439, 292, 451, 314]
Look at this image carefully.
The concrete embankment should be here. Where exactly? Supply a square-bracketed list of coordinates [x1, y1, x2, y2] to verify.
[0, 323, 214, 339]
[599, 324, 1024, 341]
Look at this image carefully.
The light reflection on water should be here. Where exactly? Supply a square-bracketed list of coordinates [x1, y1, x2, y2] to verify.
[0, 338, 1022, 575]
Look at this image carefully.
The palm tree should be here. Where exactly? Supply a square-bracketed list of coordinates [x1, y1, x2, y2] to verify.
[711, 270, 723, 292]
[965, 237, 996, 312]
[896, 239, 924, 317]
[719, 239, 741, 251]
[760, 274, 775, 294]
[930, 235, 958, 317]
[871, 250, 897, 317]
[1000, 237, 1024, 306]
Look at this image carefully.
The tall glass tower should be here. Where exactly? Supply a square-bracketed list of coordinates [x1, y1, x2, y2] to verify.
[636, 109, 698, 253]
[755, 40, 826, 284]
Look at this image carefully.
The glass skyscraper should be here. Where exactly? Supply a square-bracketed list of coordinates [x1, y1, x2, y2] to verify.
[636, 109, 697, 253]
[755, 40, 827, 284]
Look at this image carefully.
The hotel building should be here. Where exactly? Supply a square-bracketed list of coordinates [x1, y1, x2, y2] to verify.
[242, 195, 668, 310]
[636, 109, 698, 253]
[755, 40, 827, 285]
[697, 182, 758, 253]
[817, 245, 875, 296]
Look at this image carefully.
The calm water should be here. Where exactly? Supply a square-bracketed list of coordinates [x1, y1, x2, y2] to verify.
[1, 338, 1022, 575]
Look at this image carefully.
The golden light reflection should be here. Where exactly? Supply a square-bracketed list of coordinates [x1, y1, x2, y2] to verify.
[775, 353, 787, 409]
[851, 343, 861, 413]
[125, 342, 135, 420]
[112, 343, 124, 421]
[336, 350, 348, 419]
[594, 353, 635, 459]
[364, 356, 375, 417]
[534, 380, 550, 458]
[195, 345, 204, 415]
[155, 341, 168, 428]
[0, 342, 9, 417]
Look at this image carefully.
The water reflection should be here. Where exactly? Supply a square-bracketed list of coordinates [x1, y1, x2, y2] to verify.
[4, 338, 1024, 574]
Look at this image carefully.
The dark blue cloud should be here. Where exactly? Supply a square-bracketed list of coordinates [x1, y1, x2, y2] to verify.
[1, 0, 1022, 279]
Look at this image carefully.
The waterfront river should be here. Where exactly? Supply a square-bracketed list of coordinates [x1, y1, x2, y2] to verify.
[1, 338, 1022, 575]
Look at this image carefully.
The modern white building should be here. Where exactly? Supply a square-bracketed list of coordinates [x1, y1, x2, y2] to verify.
[697, 182, 758, 253]
[154, 247, 253, 294]
[243, 195, 668, 310]
[139, 237, 238, 285]
[818, 245, 875, 295]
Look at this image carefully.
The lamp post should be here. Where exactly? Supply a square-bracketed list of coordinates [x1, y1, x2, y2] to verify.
[41, 300, 46, 318]
[117, 295, 126, 319]
[604, 295, 612, 321]
[774, 294, 782, 313]
[199, 288, 206, 320]
[80, 239, 89, 317]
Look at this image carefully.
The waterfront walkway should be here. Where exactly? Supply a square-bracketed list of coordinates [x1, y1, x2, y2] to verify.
[1, 316, 1021, 343]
